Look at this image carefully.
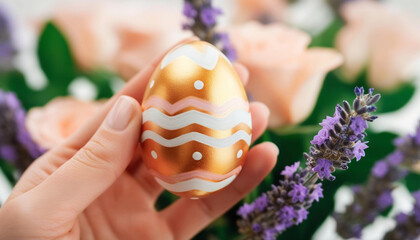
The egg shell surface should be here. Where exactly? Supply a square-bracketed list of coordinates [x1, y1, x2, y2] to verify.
[141, 41, 252, 198]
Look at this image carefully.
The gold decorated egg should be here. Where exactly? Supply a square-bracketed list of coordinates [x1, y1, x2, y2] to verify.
[140, 41, 251, 198]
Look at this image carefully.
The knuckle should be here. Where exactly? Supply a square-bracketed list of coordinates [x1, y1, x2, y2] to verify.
[196, 199, 217, 220]
[73, 137, 117, 177]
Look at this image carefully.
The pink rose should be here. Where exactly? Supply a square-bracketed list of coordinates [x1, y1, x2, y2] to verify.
[26, 97, 103, 150]
[336, 1, 420, 90]
[229, 22, 343, 128]
[53, 2, 190, 79]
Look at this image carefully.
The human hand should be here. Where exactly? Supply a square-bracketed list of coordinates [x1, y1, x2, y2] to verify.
[0, 39, 279, 240]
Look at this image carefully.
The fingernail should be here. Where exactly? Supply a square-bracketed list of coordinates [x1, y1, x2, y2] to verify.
[105, 96, 135, 131]
[257, 102, 270, 118]
[267, 142, 280, 156]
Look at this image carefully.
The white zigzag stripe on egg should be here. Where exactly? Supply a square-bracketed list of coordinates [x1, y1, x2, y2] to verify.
[160, 44, 222, 70]
[143, 95, 249, 116]
[141, 130, 251, 148]
[142, 108, 252, 130]
[154, 175, 237, 192]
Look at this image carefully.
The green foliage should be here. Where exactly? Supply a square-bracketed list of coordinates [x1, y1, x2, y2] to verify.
[0, 159, 16, 186]
[310, 18, 344, 48]
[84, 70, 117, 99]
[37, 22, 76, 90]
[404, 173, 420, 192]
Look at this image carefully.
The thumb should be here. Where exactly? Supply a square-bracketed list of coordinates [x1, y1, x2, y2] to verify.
[27, 95, 142, 215]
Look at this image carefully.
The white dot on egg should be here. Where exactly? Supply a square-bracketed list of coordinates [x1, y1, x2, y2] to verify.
[149, 80, 155, 88]
[190, 197, 199, 200]
[194, 80, 204, 90]
[192, 152, 202, 160]
[151, 150, 157, 159]
[237, 150, 243, 158]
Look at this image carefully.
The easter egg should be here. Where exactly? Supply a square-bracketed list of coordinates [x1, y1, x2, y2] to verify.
[140, 41, 252, 198]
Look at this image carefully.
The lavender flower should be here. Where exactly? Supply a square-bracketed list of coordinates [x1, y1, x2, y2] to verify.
[237, 87, 380, 239]
[182, 0, 237, 60]
[334, 156, 408, 238]
[305, 86, 380, 180]
[384, 189, 420, 240]
[334, 121, 420, 239]
[0, 90, 44, 173]
[394, 122, 420, 168]
[0, 5, 15, 71]
[237, 163, 322, 239]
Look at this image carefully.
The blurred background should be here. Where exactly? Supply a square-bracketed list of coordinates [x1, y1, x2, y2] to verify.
[1, 0, 420, 239]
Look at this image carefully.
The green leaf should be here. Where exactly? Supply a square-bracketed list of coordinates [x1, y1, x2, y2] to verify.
[1, 70, 71, 109]
[302, 71, 355, 126]
[310, 18, 344, 48]
[84, 70, 117, 99]
[0, 159, 17, 185]
[37, 22, 77, 93]
[372, 82, 415, 113]
[404, 172, 420, 192]
[351, 70, 416, 114]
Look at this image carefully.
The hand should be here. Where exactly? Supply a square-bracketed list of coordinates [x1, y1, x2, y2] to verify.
[0, 39, 279, 240]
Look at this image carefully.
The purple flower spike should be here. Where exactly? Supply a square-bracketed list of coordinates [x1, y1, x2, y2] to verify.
[378, 191, 393, 210]
[0, 90, 44, 173]
[278, 206, 296, 227]
[384, 189, 420, 239]
[237, 203, 254, 219]
[310, 183, 323, 202]
[0, 145, 17, 162]
[372, 160, 389, 178]
[354, 86, 363, 96]
[395, 213, 408, 224]
[350, 116, 368, 135]
[281, 161, 300, 177]
[336, 121, 420, 239]
[305, 87, 379, 180]
[264, 228, 277, 240]
[296, 207, 309, 224]
[0, 6, 15, 71]
[238, 87, 380, 240]
[310, 128, 329, 145]
[415, 124, 420, 146]
[288, 183, 308, 203]
[182, 0, 236, 61]
[252, 223, 262, 233]
[387, 151, 404, 166]
[413, 190, 420, 207]
[353, 141, 369, 161]
[183, 2, 197, 18]
[200, 6, 221, 27]
[313, 159, 333, 180]
[255, 194, 269, 211]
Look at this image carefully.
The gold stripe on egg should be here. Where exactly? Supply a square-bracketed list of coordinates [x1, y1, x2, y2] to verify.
[172, 189, 225, 198]
[141, 104, 249, 118]
[142, 140, 248, 176]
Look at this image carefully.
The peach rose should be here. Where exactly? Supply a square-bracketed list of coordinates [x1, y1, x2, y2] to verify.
[229, 21, 343, 128]
[336, 1, 420, 90]
[26, 97, 103, 150]
[53, 2, 190, 79]
[234, 0, 288, 23]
